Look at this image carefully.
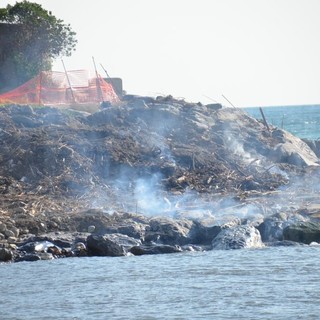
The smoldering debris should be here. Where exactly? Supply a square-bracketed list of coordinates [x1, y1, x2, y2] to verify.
[2, 97, 320, 260]
[0, 97, 319, 223]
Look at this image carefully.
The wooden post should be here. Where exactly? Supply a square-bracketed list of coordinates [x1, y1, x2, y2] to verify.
[92, 56, 104, 102]
[259, 107, 270, 132]
[61, 59, 76, 103]
[100, 63, 111, 78]
[222, 94, 236, 108]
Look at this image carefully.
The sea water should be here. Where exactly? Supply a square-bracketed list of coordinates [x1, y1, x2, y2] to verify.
[2, 105, 320, 320]
[1, 247, 320, 320]
[244, 104, 320, 140]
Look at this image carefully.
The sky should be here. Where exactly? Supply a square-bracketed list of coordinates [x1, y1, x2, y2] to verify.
[2, 0, 320, 107]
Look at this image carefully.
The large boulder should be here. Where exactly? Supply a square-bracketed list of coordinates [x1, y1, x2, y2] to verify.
[258, 217, 286, 242]
[212, 225, 264, 250]
[257, 212, 308, 243]
[86, 234, 137, 256]
[144, 217, 194, 245]
[74, 211, 149, 240]
[102, 233, 142, 250]
[187, 221, 221, 245]
[270, 129, 319, 167]
[144, 217, 220, 246]
[283, 221, 320, 244]
[0, 248, 13, 262]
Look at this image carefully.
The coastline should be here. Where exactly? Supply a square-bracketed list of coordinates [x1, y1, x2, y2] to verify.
[1, 97, 320, 262]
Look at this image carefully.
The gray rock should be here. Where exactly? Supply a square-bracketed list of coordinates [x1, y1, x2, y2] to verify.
[283, 221, 320, 244]
[10, 226, 19, 238]
[258, 217, 286, 242]
[258, 212, 309, 243]
[271, 130, 319, 167]
[7, 237, 17, 244]
[130, 244, 182, 255]
[145, 217, 193, 245]
[87, 225, 95, 233]
[104, 233, 141, 250]
[0, 248, 13, 262]
[188, 222, 221, 245]
[116, 223, 147, 239]
[86, 234, 126, 257]
[75, 211, 148, 239]
[0, 222, 6, 233]
[4, 229, 15, 238]
[206, 103, 223, 110]
[212, 225, 264, 250]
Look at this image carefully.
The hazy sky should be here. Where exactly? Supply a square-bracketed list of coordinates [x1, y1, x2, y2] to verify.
[3, 0, 320, 107]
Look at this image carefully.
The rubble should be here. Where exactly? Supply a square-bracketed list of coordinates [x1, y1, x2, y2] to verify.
[1, 95, 320, 261]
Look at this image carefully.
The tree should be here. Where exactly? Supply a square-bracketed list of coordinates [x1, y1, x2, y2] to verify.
[0, 1, 77, 88]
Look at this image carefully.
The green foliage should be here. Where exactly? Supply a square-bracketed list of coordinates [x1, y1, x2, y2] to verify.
[0, 1, 77, 86]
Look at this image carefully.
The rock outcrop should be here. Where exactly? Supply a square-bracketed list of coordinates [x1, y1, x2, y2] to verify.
[86, 234, 127, 257]
[211, 225, 264, 250]
[271, 129, 319, 167]
[283, 221, 320, 244]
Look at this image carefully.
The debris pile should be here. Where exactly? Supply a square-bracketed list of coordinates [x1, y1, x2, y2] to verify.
[1, 97, 311, 197]
[1, 95, 320, 261]
[0, 97, 319, 212]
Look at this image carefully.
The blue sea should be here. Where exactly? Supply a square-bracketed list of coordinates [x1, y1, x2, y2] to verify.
[1, 247, 320, 320]
[243, 104, 320, 140]
[1, 105, 320, 320]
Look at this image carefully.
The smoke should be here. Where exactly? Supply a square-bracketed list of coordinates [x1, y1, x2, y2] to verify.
[90, 170, 172, 216]
[88, 152, 319, 231]
[103, 167, 317, 228]
[90, 171, 273, 228]
[87, 103, 320, 227]
[133, 173, 171, 215]
[172, 191, 267, 226]
[224, 130, 260, 165]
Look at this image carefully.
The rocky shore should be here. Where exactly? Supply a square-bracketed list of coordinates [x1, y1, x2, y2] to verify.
[1, 96, 320, 263]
